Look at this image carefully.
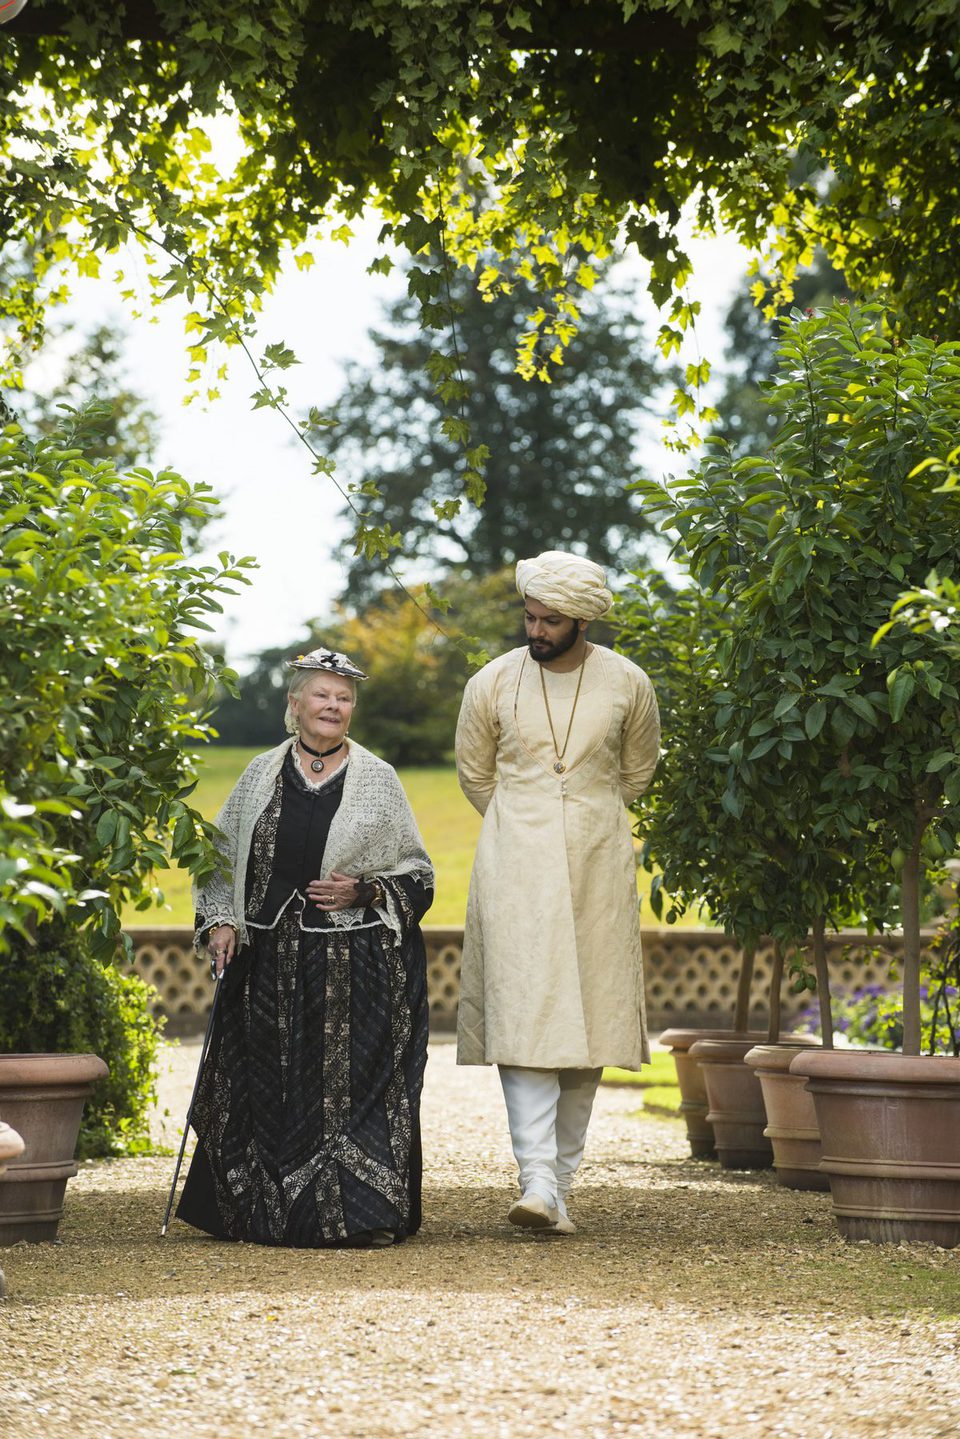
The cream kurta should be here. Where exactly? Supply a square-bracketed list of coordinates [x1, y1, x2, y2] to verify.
[455, 644, 660, 1070]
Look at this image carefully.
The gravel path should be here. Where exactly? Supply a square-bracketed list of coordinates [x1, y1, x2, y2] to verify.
[1, 1037, 959, 1439]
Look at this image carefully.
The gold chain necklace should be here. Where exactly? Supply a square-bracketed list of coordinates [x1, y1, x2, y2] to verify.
[538, 649, 588, 774]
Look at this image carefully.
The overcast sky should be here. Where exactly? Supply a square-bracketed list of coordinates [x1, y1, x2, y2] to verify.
[25, 213, 751, 666]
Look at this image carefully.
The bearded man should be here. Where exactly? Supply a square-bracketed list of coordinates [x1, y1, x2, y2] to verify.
[455, 550, 660, 1235]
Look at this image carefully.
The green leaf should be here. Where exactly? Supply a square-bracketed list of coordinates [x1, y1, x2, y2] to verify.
[705, 22, 742, 56]
[747, 736, 780, 760]
[888, 670, 916, 723]
[844, 694, 878, 726]
[804, 702, 827, 739]
[830, 705, 857, 745]
[721, 788, 744, 820]
[506, 5, 532, 31]
[261, 342, 299, 371]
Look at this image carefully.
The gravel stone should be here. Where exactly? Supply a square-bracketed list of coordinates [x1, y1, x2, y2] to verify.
[0, 1035, 958, 1437]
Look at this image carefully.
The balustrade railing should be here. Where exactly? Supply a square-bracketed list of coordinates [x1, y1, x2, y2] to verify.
[127, 925, 929, 1034]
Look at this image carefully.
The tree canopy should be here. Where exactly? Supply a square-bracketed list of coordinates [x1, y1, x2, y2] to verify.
[323, 260, 667, 603]
[5, 1, 959, 395]
[5, 2, 960, 671]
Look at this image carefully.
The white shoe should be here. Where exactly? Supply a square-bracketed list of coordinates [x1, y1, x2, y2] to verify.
[552, 1212, 577, 1235]
[508, 1192, 560, 1230]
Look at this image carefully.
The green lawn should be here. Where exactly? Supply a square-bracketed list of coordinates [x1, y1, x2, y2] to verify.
[601, 1049, 682, 1118]
[125, 748, 704, 930]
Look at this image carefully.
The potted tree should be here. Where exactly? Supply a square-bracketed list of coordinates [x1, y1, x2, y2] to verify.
[790, 414, 960, 1243]
[632, 466, 894, 1189]
[638, 304, 960, 1238]
[618, 578, 756, 1160]
[618, 574, 816, 1167]
[0, 409, 253, 1241]
[683, 860, 821, 1175]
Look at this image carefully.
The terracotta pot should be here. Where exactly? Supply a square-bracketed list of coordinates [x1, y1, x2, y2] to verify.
[744, 1044, 829, 1191]
[690, 1034, 816, 1170]
[0, 1120, 25, 1294]
[659, 1029, 766, 1160]
[0, 1054, 108, 1244]
[791, 1049, 960, 1247]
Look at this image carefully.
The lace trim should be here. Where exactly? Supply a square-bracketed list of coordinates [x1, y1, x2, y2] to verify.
[245, 889, 386, 934]
[290, 746, 350, 791]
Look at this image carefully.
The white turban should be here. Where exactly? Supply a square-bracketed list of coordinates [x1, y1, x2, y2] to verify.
[515, 550, 614, 621]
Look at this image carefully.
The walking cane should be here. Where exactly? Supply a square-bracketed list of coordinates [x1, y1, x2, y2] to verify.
[159, 968, 225, 1238]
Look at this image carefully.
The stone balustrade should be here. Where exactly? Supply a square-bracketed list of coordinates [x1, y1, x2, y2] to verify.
[128, 924, 930, 1035]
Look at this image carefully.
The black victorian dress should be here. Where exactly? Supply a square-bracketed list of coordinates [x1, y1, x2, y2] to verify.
[176, 749, 432, 1246]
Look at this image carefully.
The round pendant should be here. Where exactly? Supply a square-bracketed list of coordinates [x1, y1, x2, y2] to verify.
[310, 758, 325, 773]
[553, 761, 566, 774]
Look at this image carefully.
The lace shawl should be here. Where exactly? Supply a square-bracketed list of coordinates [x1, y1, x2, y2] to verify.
[194, 738, 433, 950]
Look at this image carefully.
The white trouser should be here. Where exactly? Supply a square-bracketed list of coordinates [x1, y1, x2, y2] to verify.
[498, 1066, 602, 1210]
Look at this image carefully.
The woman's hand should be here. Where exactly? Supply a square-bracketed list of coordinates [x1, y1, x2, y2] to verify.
[306, 871, 363, 911]
[208, 924, 237, 977]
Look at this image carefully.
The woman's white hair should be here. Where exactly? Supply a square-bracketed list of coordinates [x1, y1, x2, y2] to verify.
[284, 668, 357, 735]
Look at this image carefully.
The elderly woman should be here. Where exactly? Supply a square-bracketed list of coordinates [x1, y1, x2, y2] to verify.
[176, 646, 434, 1248]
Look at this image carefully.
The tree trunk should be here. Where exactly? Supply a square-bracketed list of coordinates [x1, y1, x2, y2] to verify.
[901, 828, 924, 1057]
[734, 941, 755, 1032]
[767, 941, 784, 1043]
[812, 914, 834, 1050]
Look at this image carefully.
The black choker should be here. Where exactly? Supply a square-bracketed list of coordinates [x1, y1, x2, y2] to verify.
[299, 738, 345, 774]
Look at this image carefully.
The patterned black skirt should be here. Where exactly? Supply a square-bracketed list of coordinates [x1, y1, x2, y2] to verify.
[177, 899, 429, 1247]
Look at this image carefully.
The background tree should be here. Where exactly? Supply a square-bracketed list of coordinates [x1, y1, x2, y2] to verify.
[8, 309, 216, 546]
[211, 574, 526, 757]
[212, 565, 622, 760]
[23, 321, 161, 471]
[322, 259, 668, 605]
[0, 248, 162, 474]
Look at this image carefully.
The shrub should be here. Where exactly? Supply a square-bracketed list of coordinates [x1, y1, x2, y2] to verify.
[0, 408, 254, 1149]
[795, 925, 960, 1055]
[0, 927, 164, 1156]
[796, 982, 958, 1054]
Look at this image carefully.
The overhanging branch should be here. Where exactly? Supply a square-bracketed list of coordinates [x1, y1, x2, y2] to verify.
[7, 0, 702, 54]
[8, 0, 168, 41]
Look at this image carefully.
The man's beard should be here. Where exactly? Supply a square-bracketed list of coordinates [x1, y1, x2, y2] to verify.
[528, 620, 580, 664]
